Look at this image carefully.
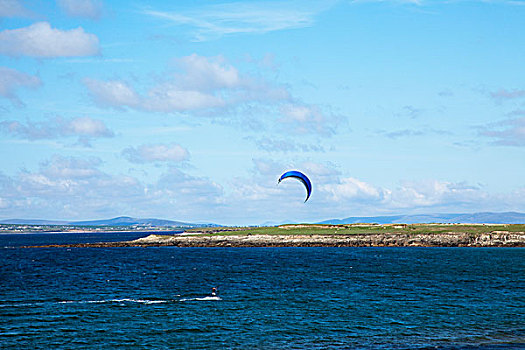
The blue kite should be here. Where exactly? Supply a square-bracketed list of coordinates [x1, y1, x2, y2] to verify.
[278, 170, 312, 202]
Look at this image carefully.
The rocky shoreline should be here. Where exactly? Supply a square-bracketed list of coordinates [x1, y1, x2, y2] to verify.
[25, 231, 525, 248]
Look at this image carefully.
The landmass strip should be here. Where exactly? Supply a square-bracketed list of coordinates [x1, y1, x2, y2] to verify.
[24, 224, 525, 248]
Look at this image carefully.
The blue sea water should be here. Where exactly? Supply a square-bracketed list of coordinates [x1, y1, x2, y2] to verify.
[1, 233, 524, 349]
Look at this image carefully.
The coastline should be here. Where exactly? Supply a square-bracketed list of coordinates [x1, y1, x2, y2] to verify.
[23, 229, 525, 248]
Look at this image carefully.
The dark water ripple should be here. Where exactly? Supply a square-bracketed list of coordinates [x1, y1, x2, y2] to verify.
[1, 234, 524, 349]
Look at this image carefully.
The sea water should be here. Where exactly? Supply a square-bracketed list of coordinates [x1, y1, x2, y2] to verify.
[1, 233, 524, 349]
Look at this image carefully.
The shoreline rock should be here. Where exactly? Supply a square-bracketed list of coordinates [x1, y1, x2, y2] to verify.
[23, 231, 525, 248]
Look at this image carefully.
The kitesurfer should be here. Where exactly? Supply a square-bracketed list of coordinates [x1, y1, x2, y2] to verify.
[211, 287, 218, 297]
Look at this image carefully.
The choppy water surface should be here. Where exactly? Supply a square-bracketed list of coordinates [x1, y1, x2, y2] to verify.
[1, 234, 524, 349]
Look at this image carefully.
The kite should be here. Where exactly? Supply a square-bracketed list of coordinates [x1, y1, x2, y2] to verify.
[278, 170, 312, 202]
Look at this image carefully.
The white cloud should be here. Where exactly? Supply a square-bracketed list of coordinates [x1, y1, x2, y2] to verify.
[144, 85, 225, 112]
[143, 1, 331, 41]
[0, 22, 99, 58]
[320, 177, 388, 202]
[175, 54, 242, 90]
[0, 116, 114, 145]
[0, 0, 33, 17]
[84, 79, 140, 108]
[319, 177, 487, 212]
[85, 77, 226, 112]
[66, 116, 112, 136]
[122, 143, 190, 163]
[40, 156, 103, 179]
[57, 0, 103, 19]
[0, 67, 41, 106]
[388, 180, 485, 209]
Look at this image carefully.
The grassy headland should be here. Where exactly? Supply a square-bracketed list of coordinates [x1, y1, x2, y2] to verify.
[25, 223, 525, 248]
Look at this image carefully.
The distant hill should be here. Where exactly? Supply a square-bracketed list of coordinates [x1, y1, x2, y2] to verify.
[71, 216, 195, 227]
[0, 219, 69, 225]
[0, 216, 215, 228]
[318, 212, 525, 225]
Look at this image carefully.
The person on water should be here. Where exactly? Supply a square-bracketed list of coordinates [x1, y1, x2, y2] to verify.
[211, 287, 218, 296]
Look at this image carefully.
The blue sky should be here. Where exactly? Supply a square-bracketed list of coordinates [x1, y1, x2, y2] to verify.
[1, 0, 524, 225]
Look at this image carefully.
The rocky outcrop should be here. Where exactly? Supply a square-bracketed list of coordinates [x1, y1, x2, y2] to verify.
[26, 231, 525, 248]
[129, 232, 525, 247]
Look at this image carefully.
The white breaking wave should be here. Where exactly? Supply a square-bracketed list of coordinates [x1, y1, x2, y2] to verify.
[180, 296, 221, 302]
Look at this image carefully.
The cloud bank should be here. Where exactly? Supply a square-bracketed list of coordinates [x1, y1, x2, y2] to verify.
[0, 155, 223, 220]
[0, 155, 523, 225]
[84, 54, 345, 137]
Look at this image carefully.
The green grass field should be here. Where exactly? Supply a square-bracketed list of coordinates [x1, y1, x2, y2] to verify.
[185, 223, 525, 237]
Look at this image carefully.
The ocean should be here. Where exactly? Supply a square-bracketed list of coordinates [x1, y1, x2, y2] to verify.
[1, 233, 524, 349]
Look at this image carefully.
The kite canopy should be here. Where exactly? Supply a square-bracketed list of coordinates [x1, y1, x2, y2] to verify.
[278, 170, 312, 202]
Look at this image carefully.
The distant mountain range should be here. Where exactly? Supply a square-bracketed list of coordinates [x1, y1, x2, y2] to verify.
[0, 216, 214, 228]
[1, 212, 524, 227]
[318, 212, 525, 225]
